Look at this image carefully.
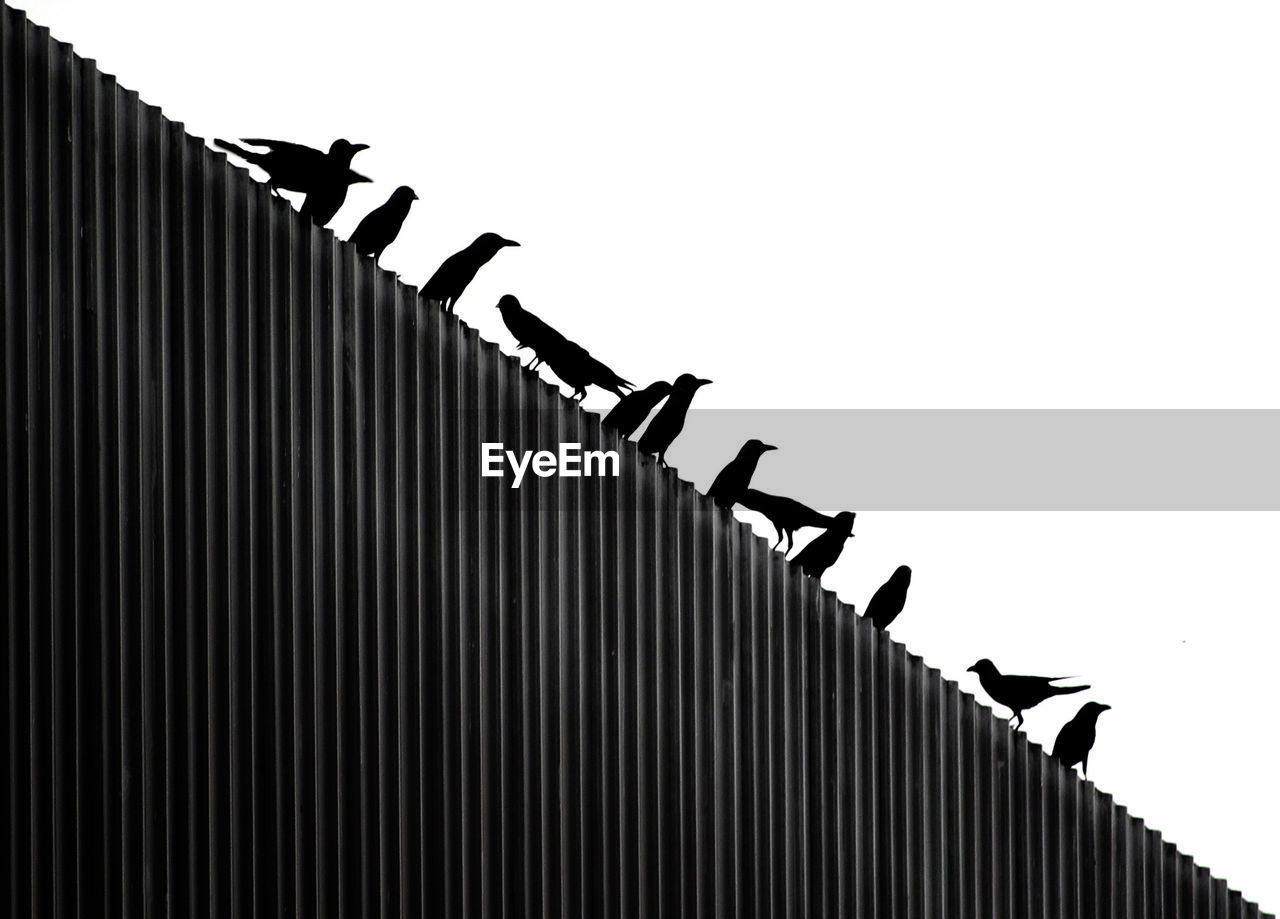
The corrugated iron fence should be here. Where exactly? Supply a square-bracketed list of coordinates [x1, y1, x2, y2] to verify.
[1, 6, 1271, 917]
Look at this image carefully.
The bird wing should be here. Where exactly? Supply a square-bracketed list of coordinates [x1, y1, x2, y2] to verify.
[240, 137, 323, 158]
[1004, 674, 1059, 692]
[776, 495, 830, 528]
[1050, 725, 1073, 759]
[601, 397, 635, 427]
[420, 251, 465, 300]
[790, 531, 828, 565]
[636, 407, 679, 452]
[349, 204, 389, 249]
[521, 313, 566, 350]
[584, 355, 632, 392]
[707, 465, 734, 498]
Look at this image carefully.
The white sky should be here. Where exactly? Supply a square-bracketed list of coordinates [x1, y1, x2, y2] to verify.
[15, 0, 1280, 908]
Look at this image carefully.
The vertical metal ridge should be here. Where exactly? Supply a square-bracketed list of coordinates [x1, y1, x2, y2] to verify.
[1, 7, 30, 917]
[3, 8, 1276, 916]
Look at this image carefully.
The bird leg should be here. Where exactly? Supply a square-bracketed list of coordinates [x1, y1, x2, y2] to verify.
[1012, 712, 1024, 730]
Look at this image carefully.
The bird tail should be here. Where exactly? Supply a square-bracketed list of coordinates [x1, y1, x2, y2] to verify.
[1051, 683, 1089, 696]
[214, 139, 258, 163]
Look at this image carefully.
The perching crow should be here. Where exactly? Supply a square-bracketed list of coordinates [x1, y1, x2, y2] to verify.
[636, 373, 711, 467]
[495, 294, 562, 369]
[1052, 702, 1110, 777]
[602, 381, 672, 439]
[539, 337, 633, 401]
[420, 233, 519, 312]
[494, 295, 632, 400]
[737, 489, 834, 553]
[214, 137, 370, 200]
[966, 659, 1089, 730]
[706, 440, 777, 509]
[864, 565, 912, 631]
[298, 139, 372, 226]
[349, 186, 418, 261]
[789, 511, 856, 579]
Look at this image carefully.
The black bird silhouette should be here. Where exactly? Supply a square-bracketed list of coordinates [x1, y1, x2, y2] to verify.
[349, 186, 418, 261]
[602, 381, 672, 439]
[494, 295, 632, 401]
[966, 659, 1089, 730]
[298, 139, 372, 226]
[539, 337, 633, 401]
[789, 511, 856, 579]
[420, 233, 519, 312]
[737, 489, 834, 553]
[495, 294, 561, 369]
[864, 565, 912, 631]
[706, 440, 777, 509]
[214, 137, 370, 199]
[636, 373, 711, 467]
[1052, 702, 1110, 777]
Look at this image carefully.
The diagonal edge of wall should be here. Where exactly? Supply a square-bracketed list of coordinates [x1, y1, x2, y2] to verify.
[1, 3, 1272, 917]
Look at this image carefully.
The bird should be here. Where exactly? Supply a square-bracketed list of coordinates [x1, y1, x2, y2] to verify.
[1052, 702, 1110, 777]
[789, 511, 856, 579]
[494, 296, 632, 400]
[602, 381, 672, 439]
[706, 440, 777, 509]
[539, 337, 633, 401]
[736, 489, 834, 553]
[494, 294, 563, 369]
[864, 565, 912, 631]
[420, 233, 519, 312]
[636, 373, 711, 467]
[214, 137, 370, 199]
[298, 139, 373, 227]
[349, 186, 418, 261]
[966, 659, 1089, 730]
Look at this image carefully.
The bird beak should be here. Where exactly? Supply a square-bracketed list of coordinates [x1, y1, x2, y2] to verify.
[762, 444, 778, 451]
[411, 192, 420, 200]
[502, 239, 520, 247]
[1099, 704, 1112, 711]
[966, 665, 977, 673]
[351, 143, 370, 152]
[351, 171, 372, 183]
[697, 378, 713, 385]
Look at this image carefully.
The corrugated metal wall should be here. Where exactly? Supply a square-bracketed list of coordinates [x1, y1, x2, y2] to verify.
[1, 6, 1271, 917]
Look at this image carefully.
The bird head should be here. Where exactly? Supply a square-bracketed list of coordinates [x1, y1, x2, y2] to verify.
[743, 439, 778, 457]
[495, 294, 520, 313]
[329, 139, 370, 164]
[1080, 702, 1111, 719]
[671, 373, 713, 392]
[894, 564, 912, 580]
[474, 232, 520, 252]
[393, 185, 419, 202]
[830, 511, 856, 534]
[967, 658, 998, 677]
